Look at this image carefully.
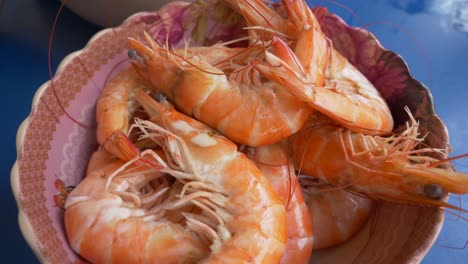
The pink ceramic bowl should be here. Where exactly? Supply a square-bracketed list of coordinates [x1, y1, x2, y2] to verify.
[11, 1, 448, 263]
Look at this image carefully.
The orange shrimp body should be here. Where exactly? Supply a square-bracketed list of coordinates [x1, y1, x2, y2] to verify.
[290, 113, 468, 209]
[300, 177, 373, 250]
[248, 142, 313, 263]
[127, 34, 313, 147]
[96, 66, 153, 161]
[136, 90, 288, 262]
[65, 149, 210, 263]
[65, 90, 288, 263]
[227, 0, 394, 135]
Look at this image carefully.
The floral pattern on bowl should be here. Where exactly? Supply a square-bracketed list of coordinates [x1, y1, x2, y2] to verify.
[11, 1, 447, 263]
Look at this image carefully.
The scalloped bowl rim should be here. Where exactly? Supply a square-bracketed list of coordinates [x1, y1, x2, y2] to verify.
[9, 13, 143, 262]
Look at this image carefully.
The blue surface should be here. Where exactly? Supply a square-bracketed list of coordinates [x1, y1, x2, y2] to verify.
[2, 0, 467, 263]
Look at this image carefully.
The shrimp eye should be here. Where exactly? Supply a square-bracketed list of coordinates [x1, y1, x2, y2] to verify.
[128, 49, 145, 63]
[128, 49, 139, 59]
[423, 183, 445, 200]
[154, 92, 167, 102]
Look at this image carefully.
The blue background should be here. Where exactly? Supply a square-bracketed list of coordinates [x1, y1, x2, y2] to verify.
[2, 0, 467, 263]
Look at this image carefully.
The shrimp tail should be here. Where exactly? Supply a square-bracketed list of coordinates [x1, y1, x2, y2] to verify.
[102, 130, 159, 168]
[102, 130, 140, 161]
[236, 0, 393, 135]
[256, 36, 392, 135]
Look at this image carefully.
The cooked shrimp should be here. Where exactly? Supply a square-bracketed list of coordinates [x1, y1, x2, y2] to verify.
[290, 111, 468, 209]
[299, 176, 373, 250]
[65, 148, 210, 263]
[65, 89, 288, 263]
[96, 66, 153, 161]
[247, 142, 313, 263]
[227, 0, 394, 135]
[127, 33, 313, 146]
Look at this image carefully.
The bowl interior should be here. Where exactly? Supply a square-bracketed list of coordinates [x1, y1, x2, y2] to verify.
[13, 1, 446, 263]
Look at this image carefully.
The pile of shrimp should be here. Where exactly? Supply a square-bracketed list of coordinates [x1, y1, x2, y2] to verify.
[64, 0, 468, 263]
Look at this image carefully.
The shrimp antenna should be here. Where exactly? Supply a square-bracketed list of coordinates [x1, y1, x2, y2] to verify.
[47, 0, 90, 129]
[243, 26, 291, 39]
[216, 36, 253, 47]
[428, 153, 468, 168]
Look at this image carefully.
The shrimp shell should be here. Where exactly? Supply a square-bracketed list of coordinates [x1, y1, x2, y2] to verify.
[300, 176, 373, 250]
[128, 34, 313, 146]
[248, 142, 313, 263]
[68, 87, 290, 263]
